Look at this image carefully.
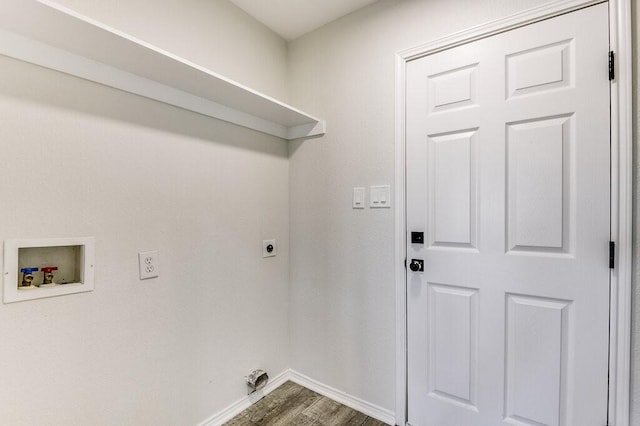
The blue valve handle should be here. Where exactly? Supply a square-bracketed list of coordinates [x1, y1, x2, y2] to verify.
[20, 267, 39, 274]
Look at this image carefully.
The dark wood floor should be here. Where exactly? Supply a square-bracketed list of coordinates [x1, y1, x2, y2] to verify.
[224, 381, 390, 426]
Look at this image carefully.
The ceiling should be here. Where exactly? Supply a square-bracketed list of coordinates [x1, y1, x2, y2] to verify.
[227, 0, 380, 41]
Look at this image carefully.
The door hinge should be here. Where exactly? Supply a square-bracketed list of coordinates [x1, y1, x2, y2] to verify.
[609, 241, 615, 269]
[609, 51, 615, 80]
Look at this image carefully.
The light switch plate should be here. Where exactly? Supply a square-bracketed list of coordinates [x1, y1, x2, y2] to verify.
[370, 185, 391, 208]
[353, 187, 365, 209]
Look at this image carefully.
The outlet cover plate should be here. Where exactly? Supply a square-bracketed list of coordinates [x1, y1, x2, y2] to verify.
[262, 240, 276, 258]
[138, 250, 159, 280]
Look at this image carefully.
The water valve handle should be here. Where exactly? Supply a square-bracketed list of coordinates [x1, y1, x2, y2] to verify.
[41, 266, 58, 285]
[20, 267, 39, 287]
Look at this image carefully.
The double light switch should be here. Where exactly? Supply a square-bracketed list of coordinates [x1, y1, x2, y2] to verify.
[369, 185, 390, 208]
[352, 185, 391, 209]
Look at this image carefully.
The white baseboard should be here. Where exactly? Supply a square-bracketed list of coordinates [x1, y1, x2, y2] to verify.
[198, 369, 396, 426]
[197, 369, 290, 426]
[288, 370, 396, 425]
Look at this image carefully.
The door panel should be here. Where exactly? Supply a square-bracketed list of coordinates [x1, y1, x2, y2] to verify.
[507, 114, 571, 252]
[504, 294, 570, 426]
[406, 4, 610, 426]
[428, 129, 478, 248]
[427, 283, 479, 409]
[506, 40, 572, 98]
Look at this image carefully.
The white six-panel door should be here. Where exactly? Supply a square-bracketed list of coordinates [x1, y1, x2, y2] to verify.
[406, 4, 610, 425]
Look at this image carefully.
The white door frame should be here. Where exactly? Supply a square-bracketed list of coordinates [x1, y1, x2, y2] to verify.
[394, 1, 633, 425]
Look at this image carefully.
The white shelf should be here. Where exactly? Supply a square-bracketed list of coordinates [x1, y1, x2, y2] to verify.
[0, 0, 325, 140]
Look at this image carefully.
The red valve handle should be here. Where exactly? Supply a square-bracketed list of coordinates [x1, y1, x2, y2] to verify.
[41, 267, 58, 273]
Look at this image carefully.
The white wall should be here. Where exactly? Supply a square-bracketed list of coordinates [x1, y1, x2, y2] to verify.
[0, 1, 290, 425]
[287, 0, 639, 414]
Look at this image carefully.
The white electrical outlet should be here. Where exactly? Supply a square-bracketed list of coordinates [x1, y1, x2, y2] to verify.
[138, 250, 159, 280]
[262, 240, 276, 258]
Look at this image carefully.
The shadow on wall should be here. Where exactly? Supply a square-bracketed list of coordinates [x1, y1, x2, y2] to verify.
[0, 54, 288, 158]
